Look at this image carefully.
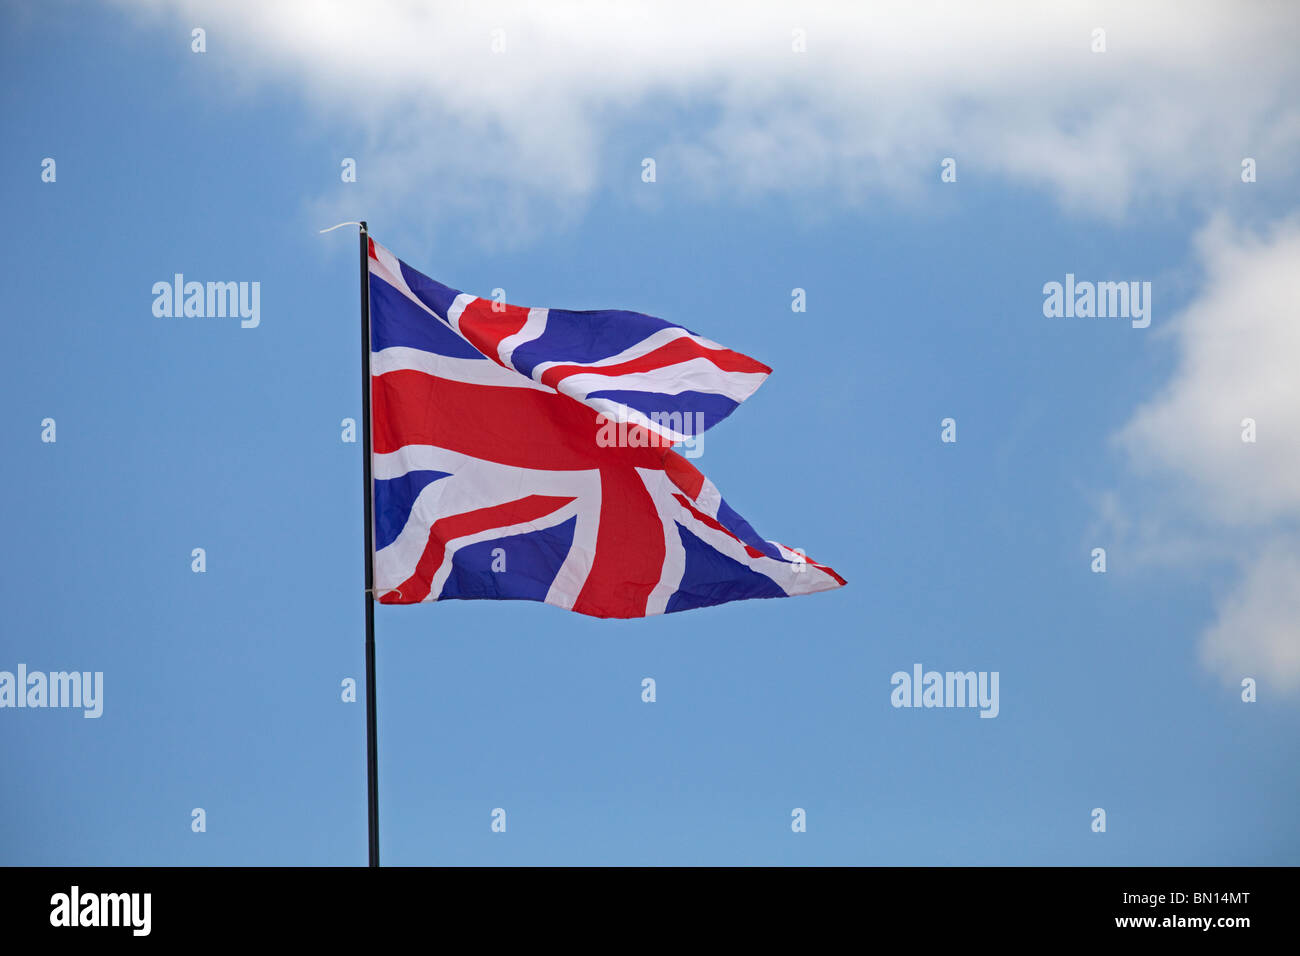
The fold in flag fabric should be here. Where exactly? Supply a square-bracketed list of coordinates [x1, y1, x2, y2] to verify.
[367, 237, 845, 618]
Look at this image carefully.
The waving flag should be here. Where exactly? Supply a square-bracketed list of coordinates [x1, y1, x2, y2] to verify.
[367, 237, 844, 618]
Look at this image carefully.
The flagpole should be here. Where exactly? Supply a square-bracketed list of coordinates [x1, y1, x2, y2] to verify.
[359, 220, 380, 867]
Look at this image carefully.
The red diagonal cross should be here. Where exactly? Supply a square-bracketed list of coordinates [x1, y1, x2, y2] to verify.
[374, 370, 694, 617]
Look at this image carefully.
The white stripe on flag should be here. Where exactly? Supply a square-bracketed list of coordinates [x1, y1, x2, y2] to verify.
[498, 307, 549, 370]
[372, 346, 555, 392]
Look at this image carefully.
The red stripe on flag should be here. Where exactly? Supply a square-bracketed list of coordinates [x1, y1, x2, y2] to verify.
[572, 466, 666, 618]
[454, 298, 530, 367]
[381, 494, 576, 604]
[671, 493, 765, 558]
[372, 370, 670, 472]
[538, 336, 770, 390]
[662, 451, 705, 499]
[807, 561, 847, 586]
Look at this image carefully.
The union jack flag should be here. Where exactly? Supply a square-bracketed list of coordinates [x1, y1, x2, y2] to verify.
[368, 237, 844, 618]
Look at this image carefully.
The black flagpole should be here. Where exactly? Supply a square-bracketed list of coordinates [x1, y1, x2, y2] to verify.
[359, 221, 380, 867]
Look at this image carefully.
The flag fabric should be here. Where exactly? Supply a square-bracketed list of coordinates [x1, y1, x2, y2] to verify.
[367, 237, 845, 619]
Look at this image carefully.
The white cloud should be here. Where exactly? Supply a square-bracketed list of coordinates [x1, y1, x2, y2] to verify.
[1117, 216, 1300, 526]
[1201, 546, 1300, 692]
[1115, 216, 1300, 692]
[114, 0, 1300, 240]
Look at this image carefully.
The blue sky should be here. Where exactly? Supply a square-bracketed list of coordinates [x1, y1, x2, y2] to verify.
[2, 1, 1298, 865]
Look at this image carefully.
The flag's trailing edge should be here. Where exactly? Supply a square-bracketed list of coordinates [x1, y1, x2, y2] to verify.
[367, 237, 845, 619]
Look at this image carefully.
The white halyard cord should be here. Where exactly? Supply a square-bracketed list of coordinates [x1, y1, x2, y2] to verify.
[319, 221, 365, 233]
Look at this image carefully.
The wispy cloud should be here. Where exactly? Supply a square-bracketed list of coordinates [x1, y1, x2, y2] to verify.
[1118, 216, 1300, 526]
[1115, 215, 1300, 692]
[1200, 545, 1300, 693]
[115, 0, 1300, 241]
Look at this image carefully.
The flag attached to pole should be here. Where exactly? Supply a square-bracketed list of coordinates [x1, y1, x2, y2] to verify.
[366, 237, 844, 619]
